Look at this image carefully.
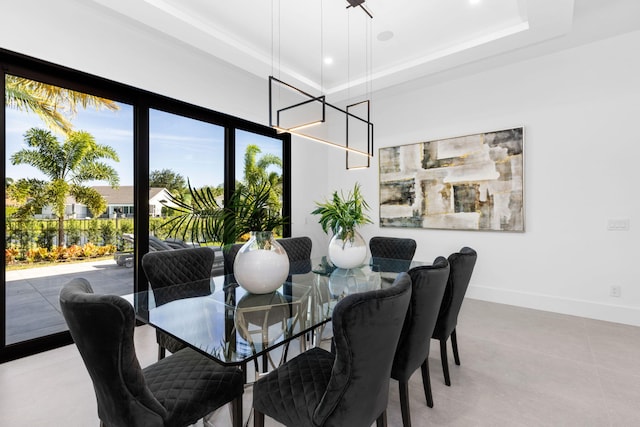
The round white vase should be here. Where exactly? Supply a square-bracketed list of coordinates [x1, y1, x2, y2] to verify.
[328, 229, 367, 269]
[234, 231, 290, 294]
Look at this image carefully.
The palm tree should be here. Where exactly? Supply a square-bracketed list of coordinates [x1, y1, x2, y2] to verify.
[161, 144, 286, 248]
[162, 180, 286, 248]
[5, 75, 119, 135]
[242, 144, 283, 212]
[9, 128, 120, 246]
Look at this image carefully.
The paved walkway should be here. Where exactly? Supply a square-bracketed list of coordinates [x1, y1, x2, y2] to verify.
[5, 260, 133, 345]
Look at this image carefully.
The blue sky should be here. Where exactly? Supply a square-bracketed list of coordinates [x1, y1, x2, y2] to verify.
[6, 98, 282, 189]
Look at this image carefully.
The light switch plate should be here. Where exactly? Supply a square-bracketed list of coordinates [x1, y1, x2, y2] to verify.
[607, 218, 630, 231]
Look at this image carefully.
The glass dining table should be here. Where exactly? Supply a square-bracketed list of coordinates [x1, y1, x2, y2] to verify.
[127, 256, 427, 381]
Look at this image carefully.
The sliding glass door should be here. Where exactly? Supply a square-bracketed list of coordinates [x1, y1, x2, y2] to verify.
[149, 108, 225, 250]
[4, 74, 134, 346]
[235, 129, 285, 238]
[0, 49, 290, 362]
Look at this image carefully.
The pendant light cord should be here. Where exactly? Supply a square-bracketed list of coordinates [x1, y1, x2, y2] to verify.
[320, 0, 324, 93]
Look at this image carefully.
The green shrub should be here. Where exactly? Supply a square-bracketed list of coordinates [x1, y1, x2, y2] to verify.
[66, 220, 82, 246]
[86, 220, 100, 244]
[119, 219, 133, 234]
[100, 221, 116, 246]
[36, 223, 57, 250]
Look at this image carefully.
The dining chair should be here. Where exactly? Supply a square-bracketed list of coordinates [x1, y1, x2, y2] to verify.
[59, 278, 244, 427]
[432, 246, 477, 386]
[141, 247, 215, 360]
[369, 236, 417, 271]
[276, 236, 313, 357]
[252, 272, 413, 427]
[276, 236, 313, 275]
[369, 237, 417, 288]
[391, 257, 450, 426]
[223, 243, 244, 275]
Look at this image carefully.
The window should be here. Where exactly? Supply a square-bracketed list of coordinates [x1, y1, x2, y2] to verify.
[149, 109, 225, 246]
[0, 49, 290, 362]
[4, 74, 133, 346]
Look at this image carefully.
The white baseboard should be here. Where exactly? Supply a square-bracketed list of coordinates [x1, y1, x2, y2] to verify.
[466, 285, 640, 327]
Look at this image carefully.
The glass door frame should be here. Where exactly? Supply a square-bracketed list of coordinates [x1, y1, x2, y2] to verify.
[0, 48, 291, 362]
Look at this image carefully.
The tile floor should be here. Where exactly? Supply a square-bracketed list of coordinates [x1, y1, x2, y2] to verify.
[1, 298, 639, 426]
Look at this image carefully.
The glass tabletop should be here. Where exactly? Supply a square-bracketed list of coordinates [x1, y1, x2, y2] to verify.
[129, 256, 428, 367]
[131, 277, 314, 367]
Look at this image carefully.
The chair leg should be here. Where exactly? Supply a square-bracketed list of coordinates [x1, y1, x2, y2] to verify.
[230, 396, 243, 427]
[157, 345, 166, 360]
[376, 410, 388, 427]
[439, 338, 451, 386]
[451, 329, 460, 366]
[420, 359, 434, 408]
[253, 409, 264, 427]
[399, 381, 412, 427]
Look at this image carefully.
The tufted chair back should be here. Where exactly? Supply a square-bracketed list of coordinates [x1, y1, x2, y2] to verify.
[252, 272, 412, 427]
[60, 278, 167, 426]
[141, 247, 215, 359]
[277, 236, 312, 275]
[60, 278, 245, 427]
[316, 272, 412, 426]
[369, 236, 417, 273]
[142, 247, 215, 305]
[222, 243, 244, 276]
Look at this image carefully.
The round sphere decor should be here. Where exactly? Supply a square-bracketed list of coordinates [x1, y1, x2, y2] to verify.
[328, 228, 367, 269]
[234, 231, 290, 294]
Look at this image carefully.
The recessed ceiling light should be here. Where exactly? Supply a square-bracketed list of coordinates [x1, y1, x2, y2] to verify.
[469, 0, 481, 5]
[324, 57, 334, 65]
[377, 31, 394, 42]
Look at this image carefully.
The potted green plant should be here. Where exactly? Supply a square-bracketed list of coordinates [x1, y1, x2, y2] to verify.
[162, 181, 290, 294]
[311, 182, 372, 269]
[162, 180, 286, 246]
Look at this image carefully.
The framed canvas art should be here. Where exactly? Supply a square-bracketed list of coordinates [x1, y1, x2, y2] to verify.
[379, 127, 524, 232]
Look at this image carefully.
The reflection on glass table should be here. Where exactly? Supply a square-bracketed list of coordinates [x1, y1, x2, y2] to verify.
[308, 256, 428, 345]
[131, 276, 313, 376]
[129, 257, 428, 378]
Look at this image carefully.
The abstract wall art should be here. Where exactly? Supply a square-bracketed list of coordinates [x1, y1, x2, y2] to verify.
[379, 127, 524, 232]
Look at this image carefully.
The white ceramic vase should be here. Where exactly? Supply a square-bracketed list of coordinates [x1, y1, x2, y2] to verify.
[328, 228, 367, 269]
[234, 231, 290, 294]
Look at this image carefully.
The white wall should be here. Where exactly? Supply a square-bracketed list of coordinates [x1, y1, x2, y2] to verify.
[324, 30, 640, 326]
[2, 0, 639, 325]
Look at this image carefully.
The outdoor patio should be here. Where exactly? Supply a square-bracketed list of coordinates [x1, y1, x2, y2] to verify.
[5, 260, 133, 344]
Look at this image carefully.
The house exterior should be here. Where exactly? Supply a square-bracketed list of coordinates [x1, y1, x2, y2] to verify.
[38, 187, 174, 219]
[91, 186, 174, 218]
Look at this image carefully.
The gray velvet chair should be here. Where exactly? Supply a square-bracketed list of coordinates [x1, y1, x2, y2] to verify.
[59, 278, 244, 427]
[391, 257, 450, 426]
[432, 247, 477, 386]
[141, 247, 216, 360]
[369, 236, 417, 273]
[252, 272, 413, 427]
[223, 243, 244, 276]
[277, 236, 313, 275]
[369, 237, 418, 288]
